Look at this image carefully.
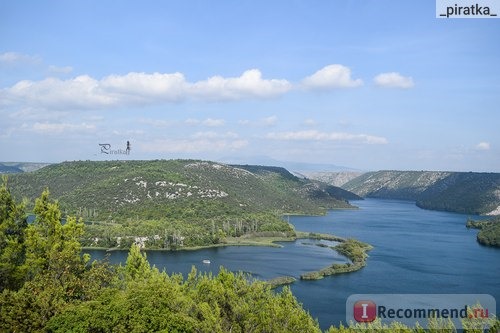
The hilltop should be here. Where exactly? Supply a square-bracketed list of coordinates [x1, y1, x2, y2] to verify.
[6, 160, 359, 249]
[342, 170, 500, 215]
[0, 162, 51, 174]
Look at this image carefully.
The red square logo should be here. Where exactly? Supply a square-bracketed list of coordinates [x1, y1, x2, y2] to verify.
[353, 300, 377, 322]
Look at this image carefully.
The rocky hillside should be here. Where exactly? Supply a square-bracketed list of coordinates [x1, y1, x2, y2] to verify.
[301, 171, 364, 187]
[342, 171, 500, 215]
[7, 160, 358, 221]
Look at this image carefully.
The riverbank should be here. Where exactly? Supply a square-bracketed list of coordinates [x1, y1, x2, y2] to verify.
[300, 238, 373, 280]
[83, 231, 373, 287]
[84, 231, 346, 252]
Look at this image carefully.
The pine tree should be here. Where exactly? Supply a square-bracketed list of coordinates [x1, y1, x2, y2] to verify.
[0, 176, 27, 291]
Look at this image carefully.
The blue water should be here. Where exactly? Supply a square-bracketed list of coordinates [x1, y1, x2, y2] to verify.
[86, 199, 500, 330]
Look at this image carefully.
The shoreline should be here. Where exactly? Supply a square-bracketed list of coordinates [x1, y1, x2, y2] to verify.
[83, 231, 373, 288]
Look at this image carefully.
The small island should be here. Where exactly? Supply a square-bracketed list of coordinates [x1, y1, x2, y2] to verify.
[300, 238, 373, 280]
[466, 216, 500, 247]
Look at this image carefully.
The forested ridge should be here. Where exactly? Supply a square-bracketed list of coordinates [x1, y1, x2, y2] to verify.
[6, 160, 358, 249]
[342, 170, 500, 215]
[466, 216, 500, 247]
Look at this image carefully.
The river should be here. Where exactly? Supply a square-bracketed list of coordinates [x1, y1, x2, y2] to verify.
[85, 199, 500, 330]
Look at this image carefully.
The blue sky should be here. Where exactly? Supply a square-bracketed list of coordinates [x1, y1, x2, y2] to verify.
[1, 0, 499, 171]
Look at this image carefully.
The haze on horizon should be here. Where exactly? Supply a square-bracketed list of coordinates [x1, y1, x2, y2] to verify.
[1, 1, 499, 172]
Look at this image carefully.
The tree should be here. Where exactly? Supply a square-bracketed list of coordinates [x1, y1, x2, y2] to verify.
[23, 189, 90, 284]
[0, 176, 27, 291]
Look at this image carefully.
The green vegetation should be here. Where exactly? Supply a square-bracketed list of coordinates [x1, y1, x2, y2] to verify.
[467, 216, 500, 247]
[266, 276, 297, 288]
[1, 179, 497, 332]
[300, 238, 373, 280]
[343, 170, 500, 215]
[326, 315, 499, 332]
[0, 183, 320, 332]
[0, 162, 51, 174]
[7, 160, 358, 249]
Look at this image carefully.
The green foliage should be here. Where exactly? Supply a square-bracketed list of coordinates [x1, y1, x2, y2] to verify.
[7, 160, 359, 249]
[0, 187, 114, 332]
[334, 238, 372, 263]
[301, 239, 372, 280]
[47, 264, 321, 333]
[343, 170, 500, 215]
[467, 216, 500, 247]
[0, 176, 27, 291]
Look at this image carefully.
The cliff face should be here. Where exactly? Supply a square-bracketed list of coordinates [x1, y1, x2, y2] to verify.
[342, 171, 500, 215]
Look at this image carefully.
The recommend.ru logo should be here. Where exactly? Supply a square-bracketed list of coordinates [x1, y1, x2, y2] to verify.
[346, 294, 496, 329]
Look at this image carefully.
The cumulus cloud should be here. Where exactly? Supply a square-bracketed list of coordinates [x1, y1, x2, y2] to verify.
[191, 69, 292, 101]
[1, 69, 292, 110]
[374, 72, 414, 88]
[101, 72, 187, 102]
[476, 142, 490, 151]
[2, 65, 407, 111]
[4, 75, 117, 110]
[31, 122, 96, 134]
[266, 130, 388, 144]
[302, 64, 363, 90]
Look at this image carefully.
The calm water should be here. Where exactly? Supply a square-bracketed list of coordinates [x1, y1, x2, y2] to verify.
[86, 199, 500, 330]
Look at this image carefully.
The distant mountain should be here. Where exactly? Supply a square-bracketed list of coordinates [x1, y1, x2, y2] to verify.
[0, 162, 51, 174]
[342, 171, 500, 215]
[7, 160, 358, 221]
[218, 156, 360, 172]
[300, 171, 365, 187]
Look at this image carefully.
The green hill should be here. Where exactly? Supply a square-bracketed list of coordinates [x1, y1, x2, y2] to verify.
[6, 160, 357, 248]
[342, 170, 500, 215]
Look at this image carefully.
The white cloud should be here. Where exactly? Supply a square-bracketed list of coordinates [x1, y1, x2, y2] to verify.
[302, 64, 363, 90]
[4, 75, 117, 110]
[476, 142, 490, 151]
[31, 122, 96, 134]
[266, 130, 388, 144]
[190, 69, 292, 101]
[1, 69, 292, 110]
[0, 52, 41, 65]
[374, 72, 414, 89]
[202, 118, 225, 127]
[101, 72, 187, 103]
